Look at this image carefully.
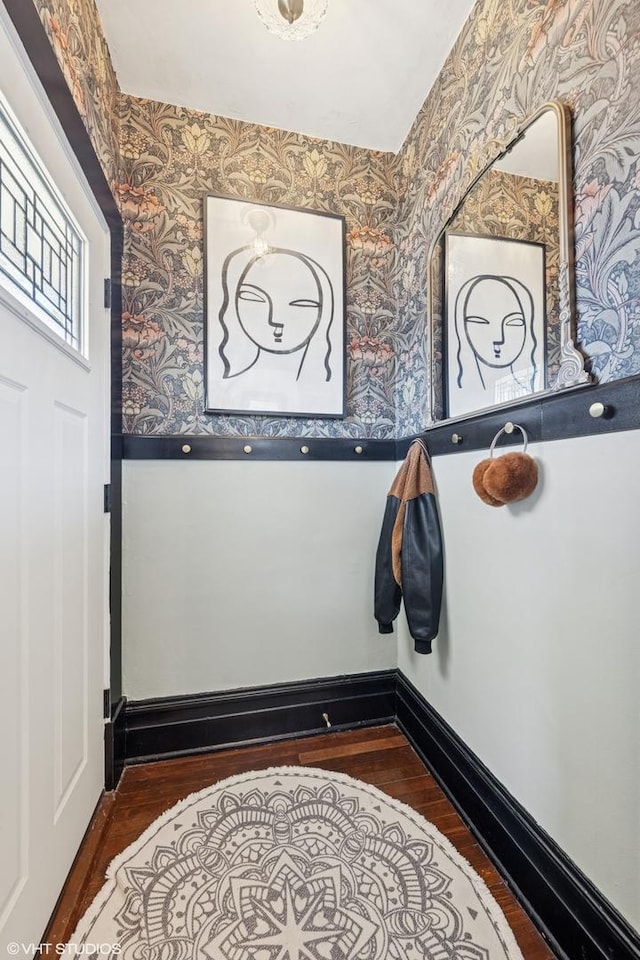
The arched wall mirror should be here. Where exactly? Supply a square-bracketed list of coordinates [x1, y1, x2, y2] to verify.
[429, 101, 590, 422]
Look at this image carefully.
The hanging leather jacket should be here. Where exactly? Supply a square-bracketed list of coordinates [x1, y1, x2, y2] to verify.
[374, 440, 443, 654]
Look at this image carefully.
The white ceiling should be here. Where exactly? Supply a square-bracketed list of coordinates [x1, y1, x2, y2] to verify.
[94, 0, 476, 153]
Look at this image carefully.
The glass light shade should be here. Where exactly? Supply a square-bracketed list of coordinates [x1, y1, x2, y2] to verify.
[254, 0, 328, 41]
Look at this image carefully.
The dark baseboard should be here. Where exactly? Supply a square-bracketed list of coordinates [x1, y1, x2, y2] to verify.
[114, 668, 640, 957]
[104, 696, 126, 791]
[395, 671, 640, 960]
[124, 670, 397, 764]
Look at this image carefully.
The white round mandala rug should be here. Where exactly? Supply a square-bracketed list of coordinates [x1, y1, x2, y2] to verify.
[65, 766, 524, 960]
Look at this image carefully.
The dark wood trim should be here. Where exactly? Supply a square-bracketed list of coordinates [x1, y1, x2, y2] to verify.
[0, 0, 120, 232]
[124, 670, 397, 763]
[109, 448, 123, 704]
[404, 395, 545, 459]
[395, 671, 640, 960]
[399, 374, 640, 459]
[122, 375, 640, 462]
[122, 435, 397, 461]
[104, 695, 126, 791]
[1, 0, 124, 717]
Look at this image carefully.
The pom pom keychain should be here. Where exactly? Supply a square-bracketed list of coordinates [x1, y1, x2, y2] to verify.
[473, 422, 538, 507]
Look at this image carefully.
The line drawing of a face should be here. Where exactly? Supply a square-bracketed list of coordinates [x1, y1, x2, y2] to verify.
[236, 252, 322, 355]
[454, 274, 537, 392]
[463, 277, 527, 370]
[218, 245, 334, 384]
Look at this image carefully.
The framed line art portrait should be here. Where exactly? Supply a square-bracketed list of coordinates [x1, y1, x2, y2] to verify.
[204, 195, 346, 418]
[444, 233, 546, 419]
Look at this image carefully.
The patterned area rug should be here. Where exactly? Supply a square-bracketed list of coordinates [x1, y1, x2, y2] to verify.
[67, 767, 524, 960]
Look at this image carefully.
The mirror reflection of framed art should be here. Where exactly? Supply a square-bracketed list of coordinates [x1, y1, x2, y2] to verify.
[429, 101, 590, 423]
[444, 232, 546, 418]
[204, 194, 346, 419]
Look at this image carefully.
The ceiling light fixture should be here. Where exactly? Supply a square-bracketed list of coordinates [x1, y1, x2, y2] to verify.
[254, 0, 328, 41]
[244, 206, 273, 258]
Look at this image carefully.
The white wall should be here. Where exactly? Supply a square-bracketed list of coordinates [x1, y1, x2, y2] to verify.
[122, 434, 640, 930]
[397, 429, 640, 929]
[123, 458, 396, 699]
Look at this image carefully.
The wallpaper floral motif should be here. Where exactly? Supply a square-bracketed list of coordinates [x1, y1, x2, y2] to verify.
[118, 96, 399, 437]
[32, 0, 120, 192]
[392, 0, 640, 435]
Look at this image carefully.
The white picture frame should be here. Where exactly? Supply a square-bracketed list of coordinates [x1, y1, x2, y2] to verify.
[204, 194, 346, 418]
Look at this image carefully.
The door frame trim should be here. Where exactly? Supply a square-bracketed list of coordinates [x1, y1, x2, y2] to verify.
[0, 0, 124, 738]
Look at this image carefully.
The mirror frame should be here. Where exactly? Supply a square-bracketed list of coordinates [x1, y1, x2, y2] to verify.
[428, 100, 590, 425]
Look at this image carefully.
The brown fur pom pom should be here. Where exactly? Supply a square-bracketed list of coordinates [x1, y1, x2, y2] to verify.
[483, 452, 538, 504]
[472, 459, 505, 507]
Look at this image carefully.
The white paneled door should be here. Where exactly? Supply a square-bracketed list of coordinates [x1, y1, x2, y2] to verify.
[0, 7, 110, 949]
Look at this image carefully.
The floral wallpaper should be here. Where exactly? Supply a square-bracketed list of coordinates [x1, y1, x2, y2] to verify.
[32, 0, 640, 439]
[392, 0, 640, 435]
[30, 0, 401, 438]
[118, 95, 399, 437]
[32, 0, 120, 193]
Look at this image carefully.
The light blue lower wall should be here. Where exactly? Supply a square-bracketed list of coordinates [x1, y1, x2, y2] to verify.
[122, 459, 397, 700]
[397, 430, 640, 930]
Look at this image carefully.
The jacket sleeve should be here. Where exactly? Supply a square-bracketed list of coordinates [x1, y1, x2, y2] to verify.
[374, 496, 402, 634]
[401, 491, 443, 654]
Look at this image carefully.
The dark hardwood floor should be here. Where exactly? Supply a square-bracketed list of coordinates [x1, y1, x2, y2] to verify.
[45, 725, 556, 958]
